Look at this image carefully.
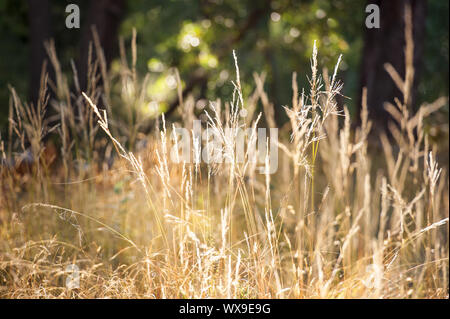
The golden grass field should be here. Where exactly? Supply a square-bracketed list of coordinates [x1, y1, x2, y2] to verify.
[0, 9, 448, 298]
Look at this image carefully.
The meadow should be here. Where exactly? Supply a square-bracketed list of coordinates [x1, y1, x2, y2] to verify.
[0, 11, 448, 298]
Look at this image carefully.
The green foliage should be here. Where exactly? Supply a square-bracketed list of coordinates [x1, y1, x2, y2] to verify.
[0, 0, 29, 128]
[420, 0, 449, 104]
[119, 0, 365, 119]
[0, 0, 448, 132]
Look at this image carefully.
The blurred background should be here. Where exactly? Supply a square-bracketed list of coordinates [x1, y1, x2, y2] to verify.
[0, 0, 448, 132]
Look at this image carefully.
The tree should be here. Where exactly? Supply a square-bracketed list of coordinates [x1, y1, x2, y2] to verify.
[27, 0, 52, 106]
[77, 0, 126, 92]
[357, 0, 427, 131]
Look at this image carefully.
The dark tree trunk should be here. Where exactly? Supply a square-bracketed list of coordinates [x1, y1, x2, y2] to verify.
[77, 0, 126, 92]
[357, 0, 427, 131]
[28, 0, 52, 106]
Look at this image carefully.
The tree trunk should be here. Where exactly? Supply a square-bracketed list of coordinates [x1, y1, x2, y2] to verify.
[28, 0, 52, 106]
[357, 0, 427, 131]
[77, 0, 126, 93]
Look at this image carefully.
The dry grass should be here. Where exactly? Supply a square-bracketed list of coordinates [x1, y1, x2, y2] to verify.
[0, 11, 448, 299]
